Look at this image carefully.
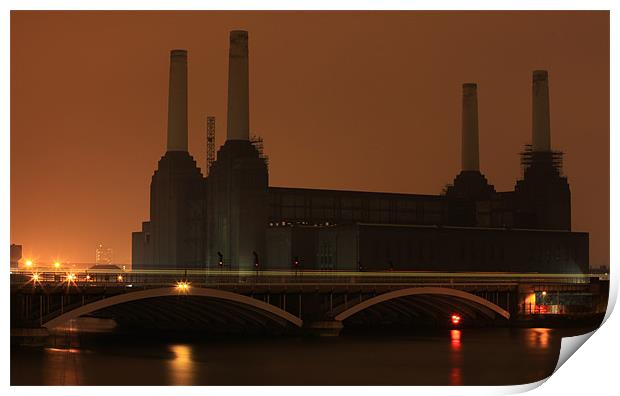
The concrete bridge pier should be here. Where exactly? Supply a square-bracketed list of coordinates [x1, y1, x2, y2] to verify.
[306, 321, 344, 337]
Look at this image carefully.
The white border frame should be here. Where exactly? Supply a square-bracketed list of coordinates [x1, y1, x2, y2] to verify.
[2, 2, 616, 395]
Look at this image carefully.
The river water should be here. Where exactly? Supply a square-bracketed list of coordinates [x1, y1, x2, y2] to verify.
[10, 323, 595, 386]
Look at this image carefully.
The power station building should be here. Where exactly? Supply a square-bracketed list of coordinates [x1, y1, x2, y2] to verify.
[132, 31, 588, 274]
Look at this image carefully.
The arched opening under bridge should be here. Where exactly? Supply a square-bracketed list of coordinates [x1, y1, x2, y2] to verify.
[333, 287, 510, 327]
[43, 287, 303, 332]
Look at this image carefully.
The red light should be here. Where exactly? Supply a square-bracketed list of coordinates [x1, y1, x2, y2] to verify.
[451, 314, 461, 325]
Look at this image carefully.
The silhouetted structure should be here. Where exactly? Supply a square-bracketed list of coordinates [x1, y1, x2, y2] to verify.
[132, 50, 206, 269]
[132, 31, 586, 274]
[10, 244, 22, 269]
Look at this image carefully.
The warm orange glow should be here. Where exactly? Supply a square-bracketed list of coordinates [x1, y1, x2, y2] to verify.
[86, 275, 91, 280]
[31, 273, 40, 282]
[66, 273, 76, 282]
[527, 328, 551, 349]
[451, 314, 461, 325]
[117, 275, 123, 281]
[451, 329, 461, 342]
[176, 281, 190, 292]
[523, 292, 537, 314]
[9, 13, 609, 274]
[53, 261, 61, 269]
[25, 260, 33, 267]
[169, 344, 194, 385]
[541, 291, 547, 296]
[525, 293, 536, 305]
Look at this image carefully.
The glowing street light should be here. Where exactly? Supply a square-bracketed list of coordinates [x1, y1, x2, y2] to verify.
[25, 260, 33, 268]
[31, 273, 40, 283]
[541, 291, 547, 297]
[117, 275, 123, 282]
[53, 261, 61, 270]
[66, 273, 76, 282]
[176, 281, 190, 292]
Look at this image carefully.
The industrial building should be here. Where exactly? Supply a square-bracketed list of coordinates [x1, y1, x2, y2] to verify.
[132, 31, 588, 274]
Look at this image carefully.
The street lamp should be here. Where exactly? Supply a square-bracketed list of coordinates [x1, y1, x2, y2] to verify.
[253, 251, 260, 277]
[176, 281, 190, 293]
[217, 251, 224, 270]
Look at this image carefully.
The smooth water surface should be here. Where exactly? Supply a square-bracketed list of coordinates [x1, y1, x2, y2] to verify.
[11, 324, 589, 386]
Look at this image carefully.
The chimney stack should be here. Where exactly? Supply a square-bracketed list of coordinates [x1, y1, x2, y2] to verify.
[166, 49, 188, 152]
[532, 70, 551, 152]
[226, 30, 250, 141]
[461, 83, 480, 172]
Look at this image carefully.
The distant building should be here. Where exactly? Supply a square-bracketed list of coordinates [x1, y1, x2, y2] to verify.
[10, 244, 22, 269]
[132, 31, 587, 274]
[95, 243, 113, 265]
[132, 222, 152, 269]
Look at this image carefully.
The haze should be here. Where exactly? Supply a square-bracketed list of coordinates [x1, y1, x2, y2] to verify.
[10, 11, 609, 267]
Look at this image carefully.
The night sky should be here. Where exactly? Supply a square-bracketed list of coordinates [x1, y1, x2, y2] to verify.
[10, 11, 609, 267]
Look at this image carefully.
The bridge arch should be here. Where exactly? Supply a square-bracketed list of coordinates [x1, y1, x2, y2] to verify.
[333, 287, 510, 322]
[43, 287, 303, 329]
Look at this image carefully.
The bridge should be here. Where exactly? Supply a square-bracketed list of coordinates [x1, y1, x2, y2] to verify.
[10, 269, 606, 336]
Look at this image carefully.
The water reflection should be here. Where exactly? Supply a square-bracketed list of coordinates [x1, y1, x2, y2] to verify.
[450, 367, 462, 385]
[169, 344, 195, 385]
[43, 346, 83, 385]
[12, 328, 572, 386]
[42, 317, 84, 385]
[450, 329, 461, 351]
[527, 328, 551, 349]
[449, 330, 462, 385]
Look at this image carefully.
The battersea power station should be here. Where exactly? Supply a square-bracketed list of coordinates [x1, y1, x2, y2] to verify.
[132, 31, 588, 274]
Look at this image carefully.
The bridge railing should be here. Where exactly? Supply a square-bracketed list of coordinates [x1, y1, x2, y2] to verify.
[10, 268, 598, 289]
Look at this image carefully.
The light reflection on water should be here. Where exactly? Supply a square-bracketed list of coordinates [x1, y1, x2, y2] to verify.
[42, 317, 85, 385]
[450, 329, 461, 350]
[43, 346, 83, 385]
[528, 328, 551, 349]
[169, 344, 195, 385]
[449, 330, 462, 385]
[11, 324, 583, 386]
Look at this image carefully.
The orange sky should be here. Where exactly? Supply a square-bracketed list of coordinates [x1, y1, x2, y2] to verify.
[10, 11, 609, 267]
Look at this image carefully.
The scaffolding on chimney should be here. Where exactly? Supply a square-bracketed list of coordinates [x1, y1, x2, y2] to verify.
[206, 116, 216, 175]
[519, 144, 564, 176]
[250, 135, 269, 169]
